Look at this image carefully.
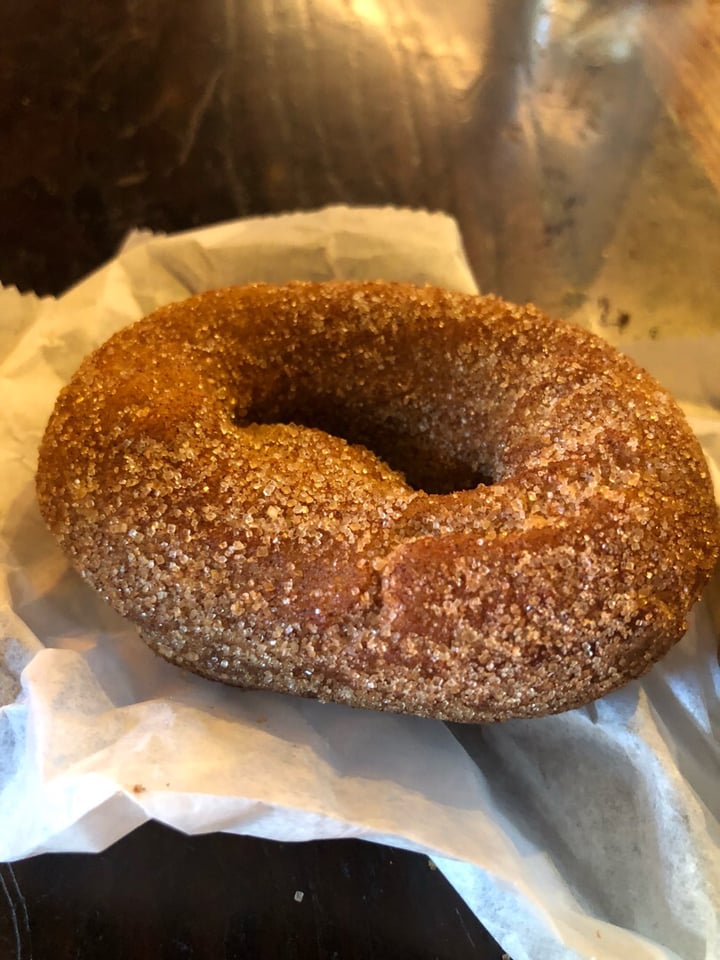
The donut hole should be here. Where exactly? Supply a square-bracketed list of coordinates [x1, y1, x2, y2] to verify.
[235, 399, 493, 495]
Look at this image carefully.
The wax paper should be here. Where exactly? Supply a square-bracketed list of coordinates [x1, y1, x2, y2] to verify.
[1, 206, 718, 960]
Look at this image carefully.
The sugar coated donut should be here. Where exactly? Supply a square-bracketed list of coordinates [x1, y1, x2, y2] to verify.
[36, 282, 719, 721]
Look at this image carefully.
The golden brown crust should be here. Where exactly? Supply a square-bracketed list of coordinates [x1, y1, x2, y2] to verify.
[36, 282, 720, 722]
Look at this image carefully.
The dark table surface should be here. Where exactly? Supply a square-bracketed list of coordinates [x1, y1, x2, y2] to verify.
[0, 0, 544, 303]
[1, 825, 503, 960]
[0, 2, 518, 958]
[3, 2, 718, 958]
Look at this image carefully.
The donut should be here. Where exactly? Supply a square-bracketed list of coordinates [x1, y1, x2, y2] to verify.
[36, 282, 719, 722]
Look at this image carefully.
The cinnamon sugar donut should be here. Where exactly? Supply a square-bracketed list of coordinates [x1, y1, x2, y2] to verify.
[36, 282, 719, 722]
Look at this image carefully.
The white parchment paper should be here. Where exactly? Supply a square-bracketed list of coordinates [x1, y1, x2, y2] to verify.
[1, 207, 718, 960]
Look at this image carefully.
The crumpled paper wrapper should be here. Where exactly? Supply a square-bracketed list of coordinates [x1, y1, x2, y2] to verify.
[1, 206, 719, 960]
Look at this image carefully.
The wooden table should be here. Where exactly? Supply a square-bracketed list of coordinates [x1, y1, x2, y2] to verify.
[1, 825, 501, 959]
[2, 1, 717, 957]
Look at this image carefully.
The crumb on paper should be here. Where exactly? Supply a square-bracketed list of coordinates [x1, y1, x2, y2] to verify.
[132, 783, 146, 794]
[294, 890, 304, 903]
